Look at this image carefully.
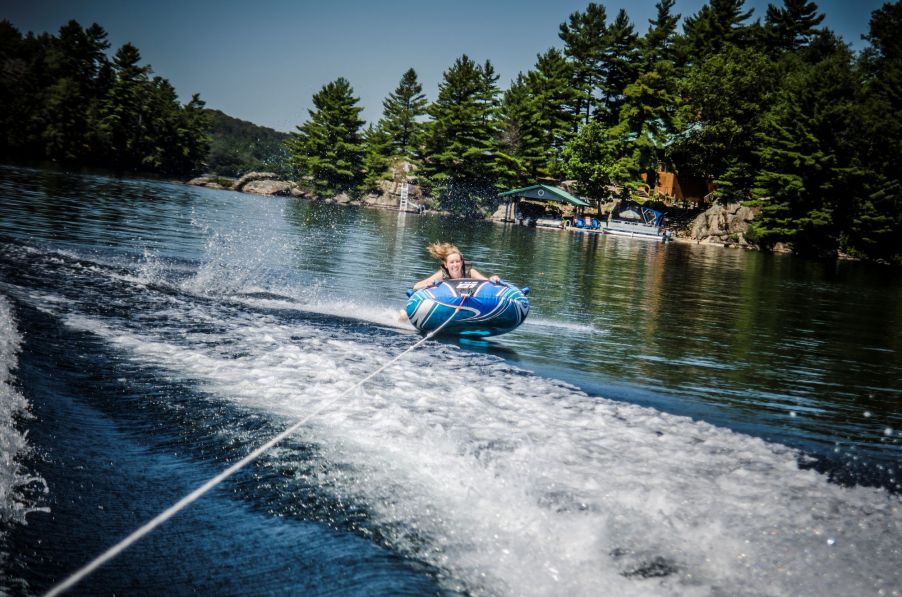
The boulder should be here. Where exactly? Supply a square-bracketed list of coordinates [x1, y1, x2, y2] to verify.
[232, 171, 279, 192]
[241, 180, 293, 196]
[772, 242, 793, 253]
[689, 201, 760, 246]
[489, 204, 508, 221]
[187, 175, 235, 189]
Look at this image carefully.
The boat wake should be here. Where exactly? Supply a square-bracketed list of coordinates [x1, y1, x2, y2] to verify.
[1, 238, 900, 597]
[0, 295, 49, 594]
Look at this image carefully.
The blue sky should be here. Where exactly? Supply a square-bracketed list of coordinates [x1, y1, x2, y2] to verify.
[3, 0, 886, 132]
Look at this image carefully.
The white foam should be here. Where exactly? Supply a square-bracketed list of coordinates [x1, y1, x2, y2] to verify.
[231, 291, 414, 331]
[61, 299, 902, 597]
[0, 295, 49, 565]
[524, 316, 606, 335]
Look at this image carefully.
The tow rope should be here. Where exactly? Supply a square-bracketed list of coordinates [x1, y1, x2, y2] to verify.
[44, 297, 468, 596]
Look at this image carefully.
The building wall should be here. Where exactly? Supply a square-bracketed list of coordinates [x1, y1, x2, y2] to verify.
[646, 171, 714, 203]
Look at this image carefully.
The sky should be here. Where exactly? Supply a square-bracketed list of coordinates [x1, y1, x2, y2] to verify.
[2, 0, 888, 132]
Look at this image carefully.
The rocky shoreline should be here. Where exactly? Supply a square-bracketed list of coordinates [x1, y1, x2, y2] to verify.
[188, 171, 428, 209]
[187, 172, 771, 250]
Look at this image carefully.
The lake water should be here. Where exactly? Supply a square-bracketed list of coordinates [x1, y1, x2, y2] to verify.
[1, 164, 899, 595]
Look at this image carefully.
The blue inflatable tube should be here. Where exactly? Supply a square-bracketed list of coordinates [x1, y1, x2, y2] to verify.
[405, 278, 530, 337]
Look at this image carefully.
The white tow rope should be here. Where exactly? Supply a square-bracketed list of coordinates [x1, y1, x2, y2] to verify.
[44, 299, 467, 597]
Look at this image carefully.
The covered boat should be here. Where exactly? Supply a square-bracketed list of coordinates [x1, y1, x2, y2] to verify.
[405, 278, 529, 337]
[603, 200, 671, 241]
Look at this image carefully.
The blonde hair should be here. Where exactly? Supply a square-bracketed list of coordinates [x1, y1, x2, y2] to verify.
[427, 242, 462, 263]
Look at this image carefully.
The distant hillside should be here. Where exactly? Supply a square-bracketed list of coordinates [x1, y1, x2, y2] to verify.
[205, 109, 290, 178]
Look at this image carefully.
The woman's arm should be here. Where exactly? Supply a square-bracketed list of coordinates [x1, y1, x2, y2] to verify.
[413, 270, 443, 290]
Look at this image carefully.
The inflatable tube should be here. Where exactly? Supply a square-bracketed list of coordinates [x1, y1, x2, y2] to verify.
[405, 278, 530, 337]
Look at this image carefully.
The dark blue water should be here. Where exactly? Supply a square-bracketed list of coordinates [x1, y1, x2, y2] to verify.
[1, 165, 900, 596]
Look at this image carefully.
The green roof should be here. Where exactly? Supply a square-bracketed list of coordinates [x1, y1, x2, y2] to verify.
[498, 184, 591, 207]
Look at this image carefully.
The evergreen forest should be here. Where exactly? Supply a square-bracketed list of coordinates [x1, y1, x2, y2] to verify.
[0, 20, 209, 177]
[287, 0, 901, 263]
[1, 1, 901, 263]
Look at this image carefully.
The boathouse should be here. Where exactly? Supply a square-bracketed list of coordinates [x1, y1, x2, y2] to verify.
[497, 184, 591, 223]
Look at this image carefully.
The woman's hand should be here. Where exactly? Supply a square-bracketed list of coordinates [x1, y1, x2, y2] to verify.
[489, 275, 501, 283]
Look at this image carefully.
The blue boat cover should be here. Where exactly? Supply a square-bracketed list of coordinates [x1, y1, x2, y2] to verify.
[405, 278, 530, 337]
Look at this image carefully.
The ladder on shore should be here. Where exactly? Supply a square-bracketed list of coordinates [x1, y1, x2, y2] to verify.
[399, 183, 409, 211]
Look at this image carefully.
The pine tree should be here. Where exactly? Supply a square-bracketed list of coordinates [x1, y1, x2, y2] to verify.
[139, 75, 179, 171]
[846, 2, 902, 261]
[619, 0, 681, 188]
[497, 73, 546, 184]
[596, 9, 640, 127]
[477, 59, 501, 125]
[751, 94, 835, 251]
[362, 69, 427, 191]
[98, 43, 153, 170]
[643, 0, 681, 69]
[285, 77, 365, 198]
[420, 55, 501, 214]
[361, 122, 394, 191]
[381, 68, 427, 158]
[176, 93, 211, 175]
[142, 79, 209, 175]
[558, 3, 608, 126]
[679, 0, 755, 64]
[38, 21, 110, 162]
[526, 48, 576, 176]
[763, 0, 825, 56]
[617, 67, 680, 190]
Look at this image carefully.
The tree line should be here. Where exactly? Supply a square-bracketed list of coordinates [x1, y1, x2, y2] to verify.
[287, 0, 900, 263]
[0, 19, 209, 176]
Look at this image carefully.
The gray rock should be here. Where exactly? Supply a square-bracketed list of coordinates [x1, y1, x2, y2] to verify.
[187, 176, 235, 189]
[241, 180, 292, 196]
[690, 201, 760, 246]
[232, 171, 279, 192]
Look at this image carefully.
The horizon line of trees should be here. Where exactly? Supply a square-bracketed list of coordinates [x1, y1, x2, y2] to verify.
[286, 0, 901, 263]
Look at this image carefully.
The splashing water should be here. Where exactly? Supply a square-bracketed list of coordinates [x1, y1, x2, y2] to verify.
[0, 295, 48, 588]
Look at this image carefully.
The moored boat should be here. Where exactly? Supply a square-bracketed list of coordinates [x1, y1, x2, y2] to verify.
[405, 278, 529, 337]
[603, 200, 671, 241]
